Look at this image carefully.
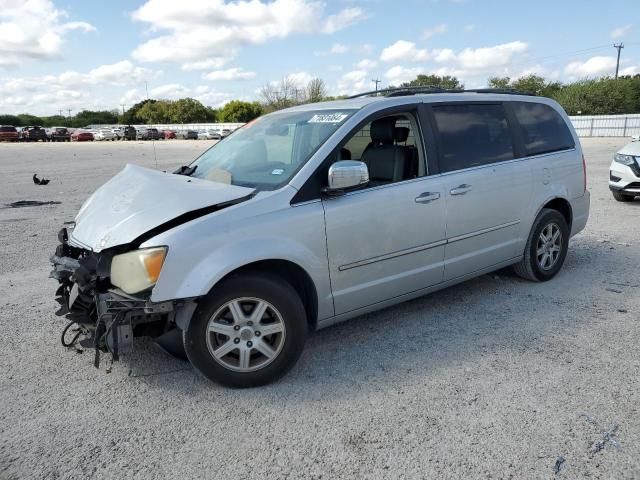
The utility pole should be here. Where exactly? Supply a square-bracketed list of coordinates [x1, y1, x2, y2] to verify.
[120, 104, 126, 116]
[614, 43, 624, 79]
[58, 109, 63, 117]
[67, 109, 72, 119]
[145, 81, 149, 99]
[372, 78, 381, 92]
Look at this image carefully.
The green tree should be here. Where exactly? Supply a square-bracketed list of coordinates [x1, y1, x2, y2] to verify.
[0, 114, 23, 126]
[488, 76, 511, 89]
[306, 78, 327, 103]
[17, 114, 45, 126]
[553, 77, 638, 115]
[168, 98, 211, 123]
[218, 100, 263, 122]
[71, 110, 118, 127]
[399, 74, 464, 89]
[136, 100, 173, 124]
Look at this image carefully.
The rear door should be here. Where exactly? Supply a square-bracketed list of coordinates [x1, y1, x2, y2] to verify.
[428, 102, 533, 281]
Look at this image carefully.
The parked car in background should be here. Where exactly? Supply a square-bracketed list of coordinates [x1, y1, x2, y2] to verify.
[220, 128, 232, 138]
[178, 130, 198, 140]
[199, 130, 221, 140]
[93, 128, 115, 141]
[49, 127, 71, 142]
[49, 89, 589, 387]
[139, 128, 160, 140]
[609, 136, 640, 202]
[163, 130, 177, 139]
[111, 127, 123, 140]
[20, 126, 48, 142]
[70, 130, 94, 142]
[0, 125, 19, 142]
[123, 126, 137, 141]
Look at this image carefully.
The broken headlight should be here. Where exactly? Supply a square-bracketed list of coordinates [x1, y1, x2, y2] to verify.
[110, 247, 167, 294]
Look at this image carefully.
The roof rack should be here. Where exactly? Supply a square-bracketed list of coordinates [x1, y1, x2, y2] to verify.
[347, 86, 534, 99]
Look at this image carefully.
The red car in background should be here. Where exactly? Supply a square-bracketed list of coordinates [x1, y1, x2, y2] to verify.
[163, 130, 176, 139]
[71, 130, 94, 142]
[0, 126, 19, 142]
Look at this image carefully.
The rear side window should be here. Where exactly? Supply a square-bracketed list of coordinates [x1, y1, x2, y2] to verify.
[0, 126, 16, 132]
[512, 102, 575, 156]
[432, 103, 515, 172]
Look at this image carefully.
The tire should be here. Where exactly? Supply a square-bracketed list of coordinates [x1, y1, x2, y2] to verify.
[513, 208, 569, 282]
[183, 272, 308, 388]
[612, 191, 635, 202]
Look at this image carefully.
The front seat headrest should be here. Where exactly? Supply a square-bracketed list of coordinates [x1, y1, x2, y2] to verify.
[394, 127, 409, 143]
[370, 118, 395, 145]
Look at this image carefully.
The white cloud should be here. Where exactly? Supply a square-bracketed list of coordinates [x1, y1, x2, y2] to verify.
[564, 56, 617, 78]
[315, 43, 349, 56]
[203, 67, 256, 81]
[287, 71, 315, 86]
[452, 41, 528, 70]
[422, 24, 447, 40]
[355, 58, 378, 70]
[150, 83, 190, 99]
[611, 25, 631, 39]
[0, 0, 94, 67]
[463, 24, 475, 31]
[380, 40, 429, 62]
[384, 65, 423, 85]
[131, 0, 364, 69]
[181, 57, 234, 71]
[337, 70, 369, 94]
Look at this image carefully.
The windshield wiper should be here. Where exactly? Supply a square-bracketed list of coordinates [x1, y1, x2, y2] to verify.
[174, 165, 197, 176]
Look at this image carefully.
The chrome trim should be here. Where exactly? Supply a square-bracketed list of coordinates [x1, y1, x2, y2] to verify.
[339, 239, 447, 271]
[337, 219, 521, 271]
[447, 220, 521, 244]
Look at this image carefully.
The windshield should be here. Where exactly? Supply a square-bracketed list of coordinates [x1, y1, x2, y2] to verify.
[189, 109, 354, 190]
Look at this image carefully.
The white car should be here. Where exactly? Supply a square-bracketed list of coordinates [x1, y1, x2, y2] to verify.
[93, 128, 115, 141]
[111, 127, 123, 140]
[200, 130, 221, 140]
[609, 136, 640, 202]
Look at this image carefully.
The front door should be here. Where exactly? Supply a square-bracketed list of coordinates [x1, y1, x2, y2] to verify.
[322, 110, 446, 315]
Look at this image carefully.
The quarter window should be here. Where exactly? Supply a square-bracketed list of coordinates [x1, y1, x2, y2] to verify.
[512, 102, 575, 156]
[432, 104, 515, 172]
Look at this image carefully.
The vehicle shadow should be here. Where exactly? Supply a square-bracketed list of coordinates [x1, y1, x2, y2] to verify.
[121, 238, 621, 401]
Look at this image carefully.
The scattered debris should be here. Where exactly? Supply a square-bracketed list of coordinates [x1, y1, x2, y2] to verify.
[590, 424, 619, 455]
[32, 173, 50, 185]
[605, 287, 622, 293]
[553, 456, 565, 475]
[2, 200, 61, 209]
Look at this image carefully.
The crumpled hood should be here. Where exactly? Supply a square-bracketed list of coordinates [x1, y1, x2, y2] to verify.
[71, 164, 254, 252]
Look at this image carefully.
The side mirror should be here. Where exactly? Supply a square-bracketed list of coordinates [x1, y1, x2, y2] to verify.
[324, 160, 369, 195]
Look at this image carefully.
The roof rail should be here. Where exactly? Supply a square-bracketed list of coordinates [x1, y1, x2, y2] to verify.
[347, 86, 534, 99]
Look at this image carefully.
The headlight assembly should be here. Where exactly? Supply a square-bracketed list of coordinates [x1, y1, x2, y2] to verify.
[110, 247, 167, 294]
[614, 153, 637, 166]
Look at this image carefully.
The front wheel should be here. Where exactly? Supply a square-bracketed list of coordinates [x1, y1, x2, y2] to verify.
[183, 273, 308, 388]
[513, 208, 569, 282]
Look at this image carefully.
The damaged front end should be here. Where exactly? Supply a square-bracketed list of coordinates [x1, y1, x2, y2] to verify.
[50, 226, 194, 367]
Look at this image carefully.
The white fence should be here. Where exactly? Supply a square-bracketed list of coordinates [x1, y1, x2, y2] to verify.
[569, 114, 640, 138]
[87, 123, 245, 132]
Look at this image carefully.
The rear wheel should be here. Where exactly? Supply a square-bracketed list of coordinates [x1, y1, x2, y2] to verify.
[183, 273, 307, 388]
[514, 208, 569, 282]
[612, 191, 635, 202]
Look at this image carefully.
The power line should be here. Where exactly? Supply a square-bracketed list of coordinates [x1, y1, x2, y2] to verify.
[614, 43, 624, 79]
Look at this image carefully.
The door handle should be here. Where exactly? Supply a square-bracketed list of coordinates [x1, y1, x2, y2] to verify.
[450, 184, 472, 195]
[415, 192, 441, 204]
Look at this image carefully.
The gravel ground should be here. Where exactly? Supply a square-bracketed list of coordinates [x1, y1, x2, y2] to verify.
[1, 138, 639, 479]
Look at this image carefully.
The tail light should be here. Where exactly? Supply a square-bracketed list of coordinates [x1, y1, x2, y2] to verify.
[582, 154, 587, 192]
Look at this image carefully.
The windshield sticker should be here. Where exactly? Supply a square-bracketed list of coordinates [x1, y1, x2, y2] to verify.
[308, 113, 349, 124]
[271, 168, 285, 175]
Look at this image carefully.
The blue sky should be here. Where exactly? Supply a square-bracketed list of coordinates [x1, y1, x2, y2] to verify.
[1, 0, 639, 115]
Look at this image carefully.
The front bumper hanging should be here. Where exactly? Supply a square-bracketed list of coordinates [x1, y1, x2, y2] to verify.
[50, 227, 181, 367]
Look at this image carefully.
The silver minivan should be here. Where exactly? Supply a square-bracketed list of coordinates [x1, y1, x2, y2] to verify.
[51, 88, 590, 387]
